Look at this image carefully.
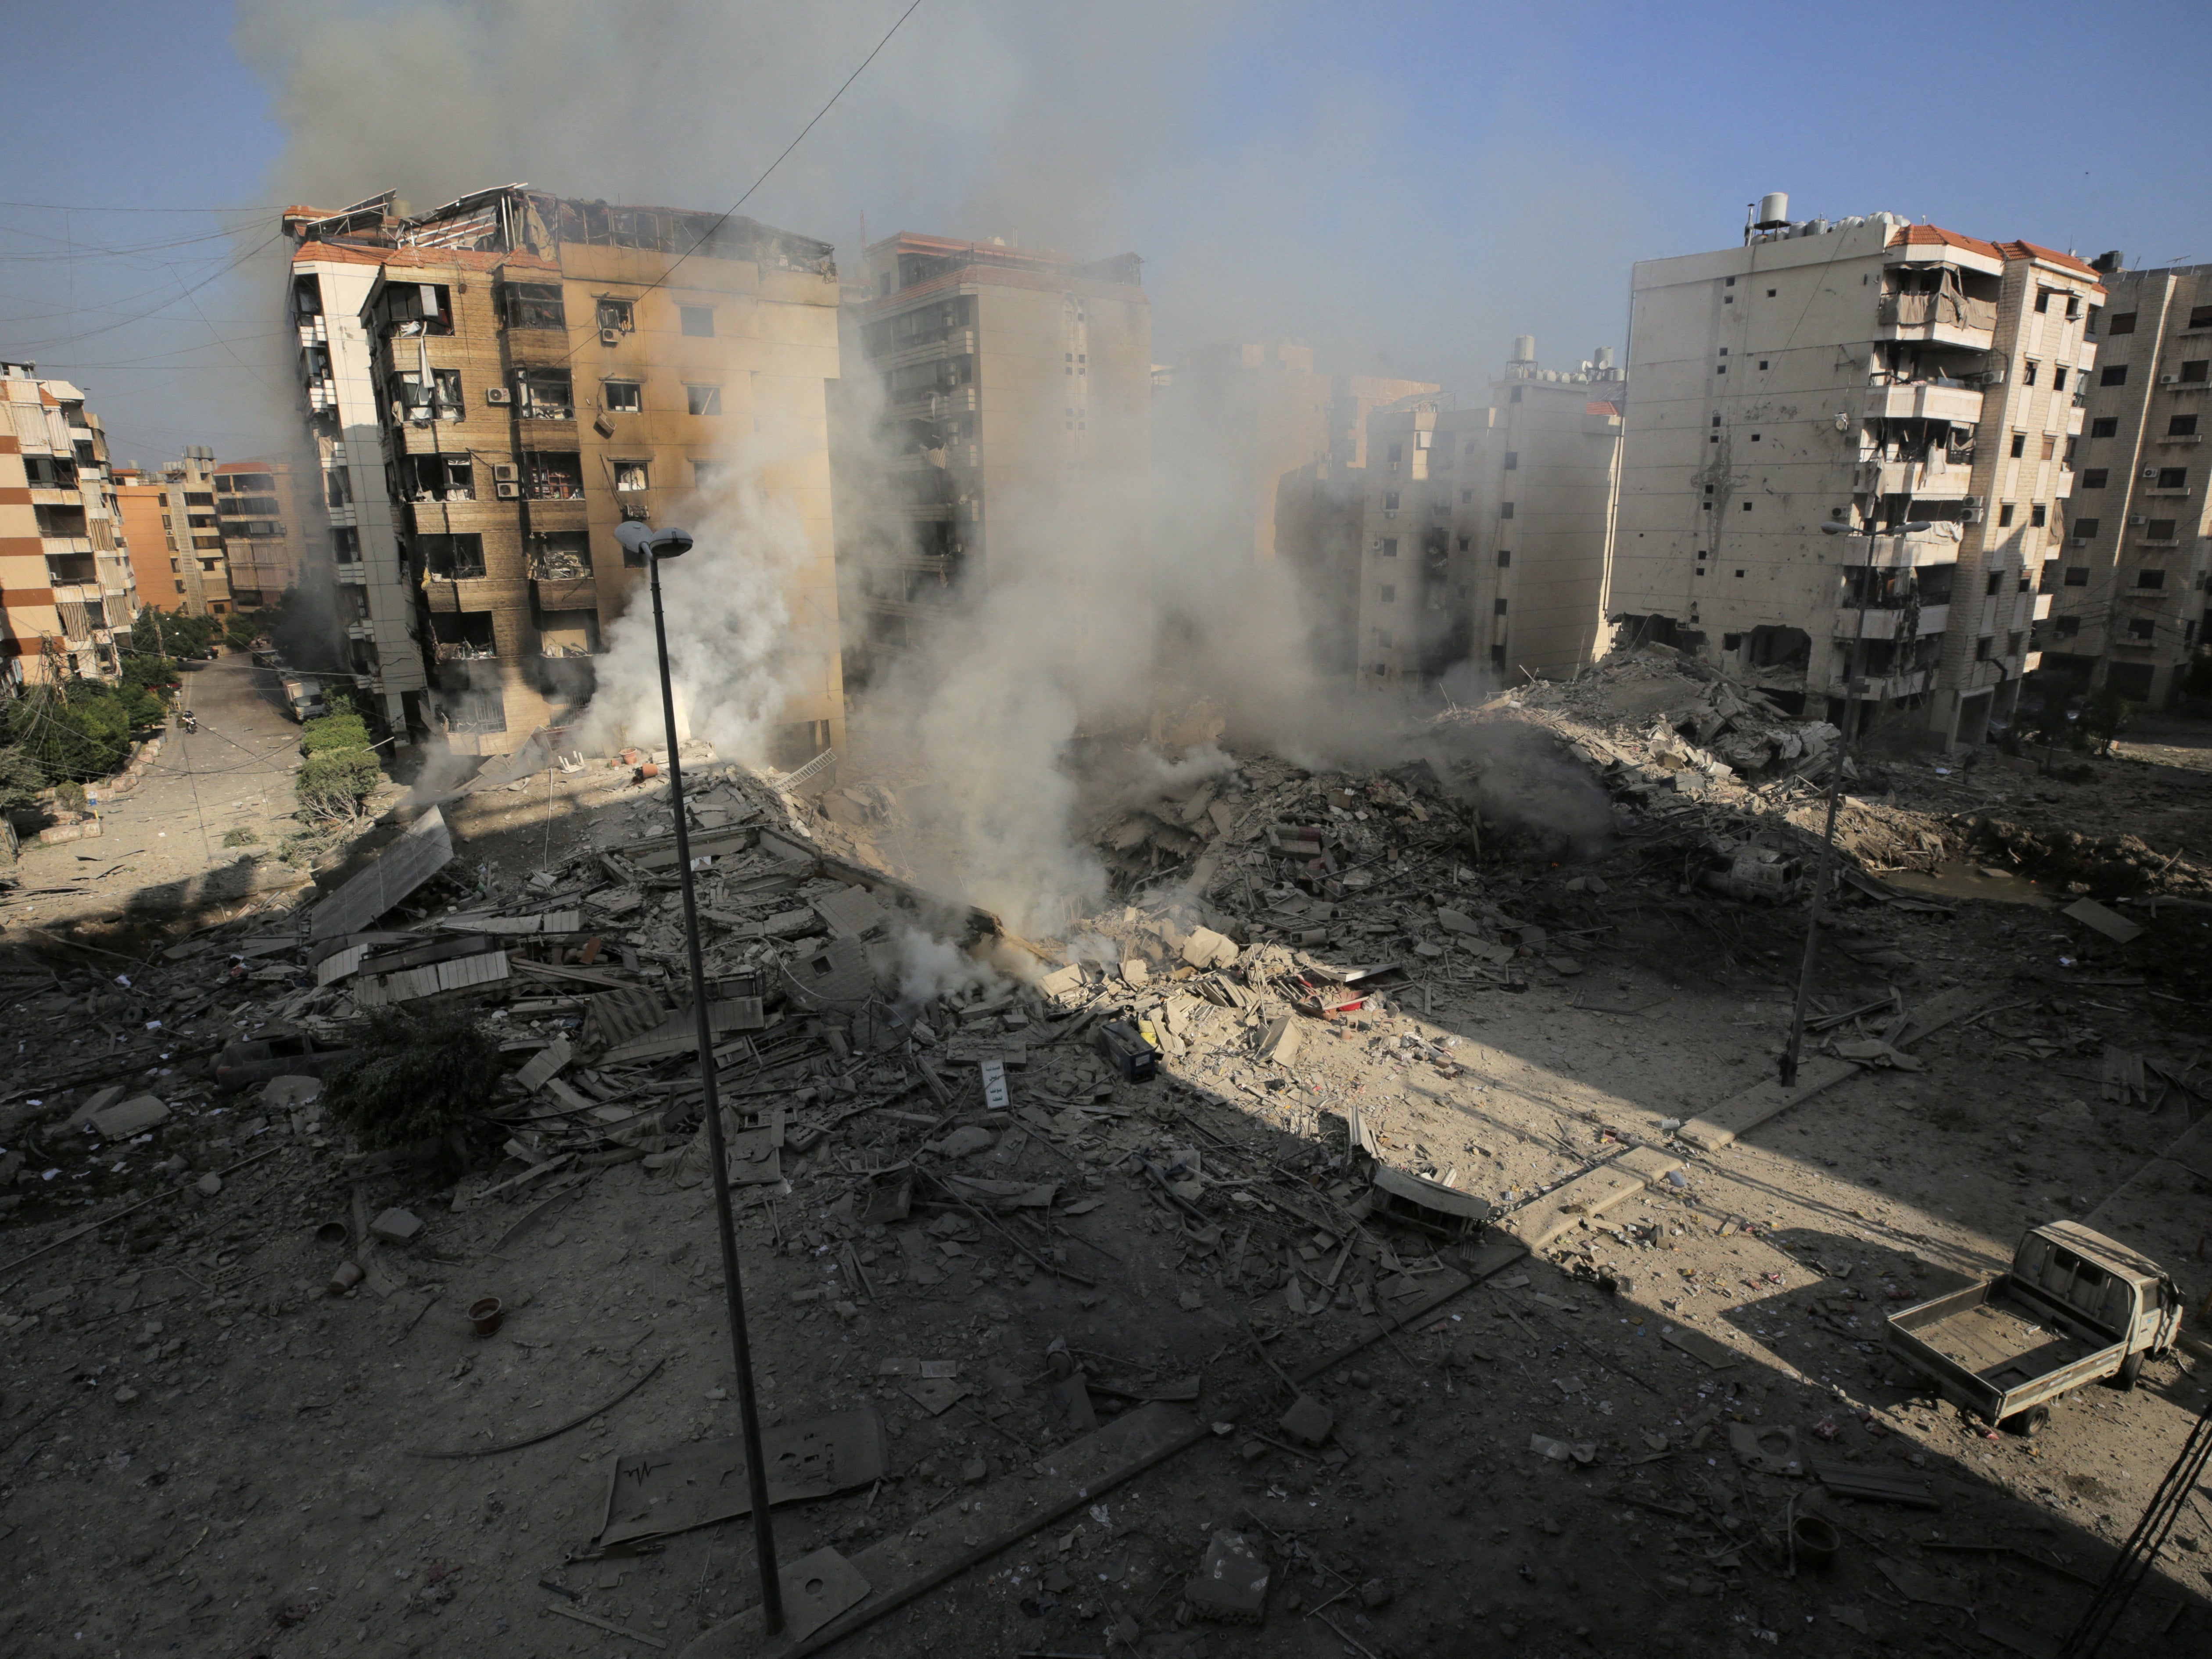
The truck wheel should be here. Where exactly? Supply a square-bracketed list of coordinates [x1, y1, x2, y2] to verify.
[2002, 1405, 2051, 1438]
[2116, 1351, 2144, 1391]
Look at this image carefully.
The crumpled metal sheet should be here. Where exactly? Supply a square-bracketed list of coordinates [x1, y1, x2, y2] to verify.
[595, 1404, 887, 1548]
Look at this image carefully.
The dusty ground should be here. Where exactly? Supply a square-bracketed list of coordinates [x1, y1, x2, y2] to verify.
[3, 700, 2211, 1659]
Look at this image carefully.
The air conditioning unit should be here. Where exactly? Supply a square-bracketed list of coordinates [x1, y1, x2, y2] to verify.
[2128, 513, 2148, 526]
[592, 413, 617, 439]
[601, 329, 621, 346]
[1960, 505, 1984, 524]
[620, 503, 650, 522]
[2160, 373, 2180, 386]
[2142, 468, 2160, 480]
[495, 482, 520, 500]
[1959, 494, 1984, 510]
[491, 463, 518, 483]
[484, 387, 512, 405]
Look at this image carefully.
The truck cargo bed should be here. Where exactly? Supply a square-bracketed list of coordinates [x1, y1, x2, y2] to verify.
[1907, 1292, 2096, 1389]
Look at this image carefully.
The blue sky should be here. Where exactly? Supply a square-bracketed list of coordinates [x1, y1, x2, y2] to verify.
[4, 0, 2204, 464]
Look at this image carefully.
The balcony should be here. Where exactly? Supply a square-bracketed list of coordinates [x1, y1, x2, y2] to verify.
[1875, 291, 1997, 345]
[1834, 602, 1948, 641]
[305, 378, 338, 412]
[2066, 405, 2087, 436]
[1823, 666, 1934, 699]
[532, 576, 599, 610]
[1867, 381, 1986, 425]
[872, 327, 977, 369]
[2032, 592, 2054, 620]
[1853, 456, 1977, 499]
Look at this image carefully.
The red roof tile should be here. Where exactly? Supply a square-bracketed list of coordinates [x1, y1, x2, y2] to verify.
[1888, 224, 2004, 262]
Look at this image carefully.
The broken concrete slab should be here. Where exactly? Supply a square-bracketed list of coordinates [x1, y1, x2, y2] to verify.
[2062, 896, 2143, 946]
[89, 1095, 170, 1140]
[514, 1037, 573, 1093]
[1277, 1394, 1333, 1446]
[1187, 1530, 1268, 1624]
[369, 1208, 424, 1244]
[597, 1406, 888, 1549]
[1491, 1144, 1679, 1253]
[1255, 1013, 1300, 1067]
[1181, 926, 1238, 970]
[309, 806, 453, 941]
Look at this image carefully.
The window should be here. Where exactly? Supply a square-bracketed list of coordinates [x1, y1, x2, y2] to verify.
[2147, 520, 2177, 541]
[1975, 637, 1992, 660]
[2075, 519, 2100, 537]
[1986, 569, 2005, 596]
[679, 305, 715, 338]
[603, 380, 641, 412]
[1383, 491, 1400, 511]
[418, 533, 486, 580]
[502, 282, 566, 330]
[2169, 415, 2201, 437]
[1494, 598, 1509, 616]
[2091, 416, 2119, 438]
[2010, 432, 2026, 458]
[685, 384, 722, 416]
[1460, 490, 1473, 503]
[2024, 361, 2039, 385]
[2137, 568, 2167, 588]
[2183, 360, 2211, 383]
[1998, 504, 2016, 527]
[1509, 387, 1521, 403]
[2100, 365, 2129, 387]
[1376, 629, 1393, 649]
[1379, 584, 1396, 603]
[2157, 467, 2188, 488]
[1711, 415, 1721, 426]
[596, 297, 634, 331]
[1766, 288, 1775, 297]
[2063, 566, 2089, 586]
[613, 461, 650, 492]
[2106, 311, 2137, 336]
[2190, 305, 2212, 330]
[1750, 433, 1761, 442]
[2055, 366, 2069, 391]
[1380, 537, 1398, 558]
[1490, 643, 1506, 666]
[515, 367, 573, 419]
[1503, 451, 1518, 470]
[1457, 535, 1470, 552]
[1496, 549, 1511, 568]
[2034, 290, 2051, 314]
[1499, 502, 1515, 519]
[1386, 442, 1403, 465]
[2083, 468, 2108, 488]
[2041, 434, 2058, 462]
[2128, 617, 2156, 641]
[692, 458, 724, 490]
[2054, 616, 2081, 638]
[2031, 504, 2047, 527]
[1741, 499, 1752, 511]
[1758, 359, 1769, 370]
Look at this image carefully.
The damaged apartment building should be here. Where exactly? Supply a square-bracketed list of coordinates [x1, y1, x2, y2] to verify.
[283, 186, 845, 757]
[1355, 339, 1624, 689]
[1152, 340, 1439, 677]
[830, 233, 1150, 685]
[1605, 195, 2104, 746]
[2039, 258, 2212, 705]
[0, 362, 138, 685]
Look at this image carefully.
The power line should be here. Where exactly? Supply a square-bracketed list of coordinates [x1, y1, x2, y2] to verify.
[0, 200, 286, 214]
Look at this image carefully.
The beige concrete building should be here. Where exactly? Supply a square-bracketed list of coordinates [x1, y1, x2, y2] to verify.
[1605, 200, 2104, 745]
[284, 186, 845, 759]
[1354, 340, 1623, 688]
[2040, 260, 2212, 704]
[149, 447, 235, 617]
[834, 233, 1151, 684]
[0, 363, 137, 682]
[213, 458, 309, 607]
[114, 469, 185, 611]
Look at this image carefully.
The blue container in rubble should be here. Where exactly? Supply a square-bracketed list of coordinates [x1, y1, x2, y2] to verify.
[1097, 1019, 1158, 1083]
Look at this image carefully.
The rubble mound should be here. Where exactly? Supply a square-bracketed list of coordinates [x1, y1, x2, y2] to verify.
[1956, 818, 2212, 899]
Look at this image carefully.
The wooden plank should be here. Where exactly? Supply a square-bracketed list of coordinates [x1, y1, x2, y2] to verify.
[1678, 986, 1985, 1152]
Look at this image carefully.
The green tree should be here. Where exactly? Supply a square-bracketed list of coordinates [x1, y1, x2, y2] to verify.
[0, 745, 43, 811]
[296, 746, 381, 820]
[300, 710, 372, 754]
[223, 611, 262, 652]
[133, 606, 217, 659]
[4, 682, 133, 781]
[320, 1003, 505, 1167]
[2080, 686, 2133, 756]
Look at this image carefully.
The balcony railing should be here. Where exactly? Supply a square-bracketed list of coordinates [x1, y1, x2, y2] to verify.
[1877, 292, 1997, 333]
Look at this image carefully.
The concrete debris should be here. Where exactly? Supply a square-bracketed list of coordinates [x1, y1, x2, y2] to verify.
[1187, 1529, 1269, 1624]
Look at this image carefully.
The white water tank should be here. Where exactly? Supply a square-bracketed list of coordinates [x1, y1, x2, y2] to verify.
[1755, 191, 1790, 230]
[1510, 335, 1536, 363]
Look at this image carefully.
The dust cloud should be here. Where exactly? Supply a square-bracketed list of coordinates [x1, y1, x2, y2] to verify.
[241, 0, 1634, 928]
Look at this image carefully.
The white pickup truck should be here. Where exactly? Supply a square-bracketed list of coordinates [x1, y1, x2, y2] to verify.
[1884, 1220, 2181, 1436]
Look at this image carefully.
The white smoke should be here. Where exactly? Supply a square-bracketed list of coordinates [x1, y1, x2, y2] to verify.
[577, 440, 817, 764]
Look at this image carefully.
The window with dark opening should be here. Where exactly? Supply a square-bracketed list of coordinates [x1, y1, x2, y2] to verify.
[685, 384, 722, 416]
[502, 283, 565, 330]
[2101, 365, 2129, 387]
[679, 305, 715, 338]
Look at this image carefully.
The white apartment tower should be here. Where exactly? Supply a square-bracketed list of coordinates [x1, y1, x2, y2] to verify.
[1606, 197, 2104, 745]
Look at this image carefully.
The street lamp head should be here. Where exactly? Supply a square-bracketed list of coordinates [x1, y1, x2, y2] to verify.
[1899, 520, 1933, 534]
[1819, 520, 1851, 535]
[615, 521, 694, 559]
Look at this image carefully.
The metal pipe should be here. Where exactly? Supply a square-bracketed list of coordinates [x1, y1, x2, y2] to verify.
[645, 548, 784, 1633]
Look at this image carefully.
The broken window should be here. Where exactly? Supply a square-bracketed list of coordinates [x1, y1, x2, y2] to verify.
[523, 452, 582, 499]
[680, 305, 715, 338]
[331, 527, 360, 563]
[603, 380, 642, 412]
[325, 469, 353, 508]
[2024, 361, 2039, 385]
[418, 533, 487, 580]
[292, 274, 323, 317]
[402, 454, 473, 501]
[516, 368, 573, 419]
[685, 383, 722, 416]
[527, 532, 592, 580]
[596, 297, 635, 332]
[613, 460, 650, 492]
[503, 282, 566, 330]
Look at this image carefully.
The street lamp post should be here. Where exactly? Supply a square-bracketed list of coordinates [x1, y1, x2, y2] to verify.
[1778, 514, 1932, 1089]
[614, 520, 784, 1632]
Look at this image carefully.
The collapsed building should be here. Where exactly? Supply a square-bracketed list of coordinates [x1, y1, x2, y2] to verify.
[1604, 194, 2106, 746]
[2041, 258, 2212, 704]
[282, 186, 846, 758]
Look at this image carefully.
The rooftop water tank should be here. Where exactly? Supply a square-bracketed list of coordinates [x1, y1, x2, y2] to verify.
[1593, 345, 1615, 370]
[1510, 335, 1536, 363]
[1755, 191, 1790, 230]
